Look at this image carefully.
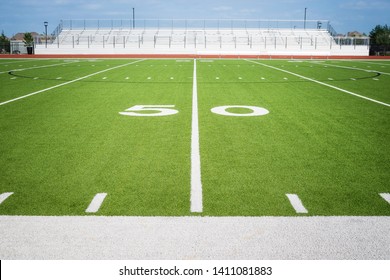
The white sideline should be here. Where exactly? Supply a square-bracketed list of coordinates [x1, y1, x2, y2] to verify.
[190, 59, 203, 213]
[85, 193, 107, 213]
[0, 59, 145, 106]
[0, 216, 389, 259]
[246, 59, 390, 107]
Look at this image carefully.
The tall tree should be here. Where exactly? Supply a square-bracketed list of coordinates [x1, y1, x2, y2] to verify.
[369, 25, 390, 55]
[23, 32, 34, 46]
[0, 31, 10, 53]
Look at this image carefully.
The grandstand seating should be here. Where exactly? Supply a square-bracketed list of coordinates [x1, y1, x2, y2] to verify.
[35, 20, 369, 56]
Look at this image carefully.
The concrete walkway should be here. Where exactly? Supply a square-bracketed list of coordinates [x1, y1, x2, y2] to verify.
[0, 216, 389, 259]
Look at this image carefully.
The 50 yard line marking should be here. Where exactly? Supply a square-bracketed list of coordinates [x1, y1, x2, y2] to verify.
[0, 59, 146, 106]
[191, 59, 203, 213]
[245, 59, 390, 107]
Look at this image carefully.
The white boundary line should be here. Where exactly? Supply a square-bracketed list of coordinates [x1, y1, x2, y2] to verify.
[310, 61, 390, 76]
[286, 194, 308, 214]
[190, 59, 203, 213]
[0, 59, 145, 106]
[85, 193, 108, 213]
[245, 59, 390, 107]
[0, 58, 50, 65]
[0, 193, 14, 205]
[340, 60, 390, 67]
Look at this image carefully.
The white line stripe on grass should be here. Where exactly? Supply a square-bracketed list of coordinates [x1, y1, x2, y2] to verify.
[0, 192, 14, 205]
[0, 59, 145, 106]
[0, 59, 41, 65]
[379, 193, 390, 205]
[190, 59, 203, 213]
[311, 61, 390, 76]
[352, 60, 390, 67]
[246, 60, 390, 107]
[85, 193, 107, 213]
[286, 194, 308, 214]
[0, 61, 80, 74]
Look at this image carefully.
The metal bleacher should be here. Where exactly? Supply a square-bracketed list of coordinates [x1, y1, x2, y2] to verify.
[35, 19, 370, 56]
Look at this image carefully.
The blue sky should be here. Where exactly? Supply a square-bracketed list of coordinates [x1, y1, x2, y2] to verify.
[0, 0, 389, 37]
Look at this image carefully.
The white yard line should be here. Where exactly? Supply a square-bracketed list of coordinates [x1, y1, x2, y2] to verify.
[0, 59, 145, 106]
[286, 194, 308, 214]
[310, 61, 390, 75]
[190, 59, 203, 213]
[0, 59, 50, 65]
[0, 61, 80, 74]
[0, 216, 389, 259]
[85, 193, 108, 213]
[246, 59, 390, 107]
[0, 193, 14, 205]
[340, 60, 390, 68]
[379, 193, 390, 205]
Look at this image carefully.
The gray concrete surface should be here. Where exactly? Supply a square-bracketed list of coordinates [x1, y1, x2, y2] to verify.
[0, 216, 389, 259]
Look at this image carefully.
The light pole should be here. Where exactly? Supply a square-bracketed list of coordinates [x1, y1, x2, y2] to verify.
[44, 21, 48, 48]
[304, 8, 307, 29]
[132, 8, 135, 29]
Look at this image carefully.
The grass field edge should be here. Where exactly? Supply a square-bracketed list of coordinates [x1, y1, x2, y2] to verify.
[2, 54, 390, 60]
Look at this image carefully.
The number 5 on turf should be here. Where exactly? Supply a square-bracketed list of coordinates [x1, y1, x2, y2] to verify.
[119, 105, 179, 117]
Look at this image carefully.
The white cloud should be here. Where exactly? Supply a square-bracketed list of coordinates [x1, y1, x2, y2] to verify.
[239, 8, 257, 15]
[340, 0, 390, 10]
[213, 6, 233, 12]
[82, 3, 103, 10]
[54, 0, 73, 4]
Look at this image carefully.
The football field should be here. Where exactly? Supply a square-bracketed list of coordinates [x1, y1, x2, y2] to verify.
[0, 58, 389, 217]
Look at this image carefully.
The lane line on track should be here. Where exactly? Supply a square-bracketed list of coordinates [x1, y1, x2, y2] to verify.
[245, 59, 390, 107]
[0, 59, 145, 106]
[190, 58, 203, 213]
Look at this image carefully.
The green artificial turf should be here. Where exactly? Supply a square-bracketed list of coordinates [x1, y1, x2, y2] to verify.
[0, 58, 389, 216]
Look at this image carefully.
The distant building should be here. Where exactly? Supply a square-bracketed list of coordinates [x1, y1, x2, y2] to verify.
[11, 32, 40, 41]
[347, 31, 366, 37]
[10, 32, 40, 54]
